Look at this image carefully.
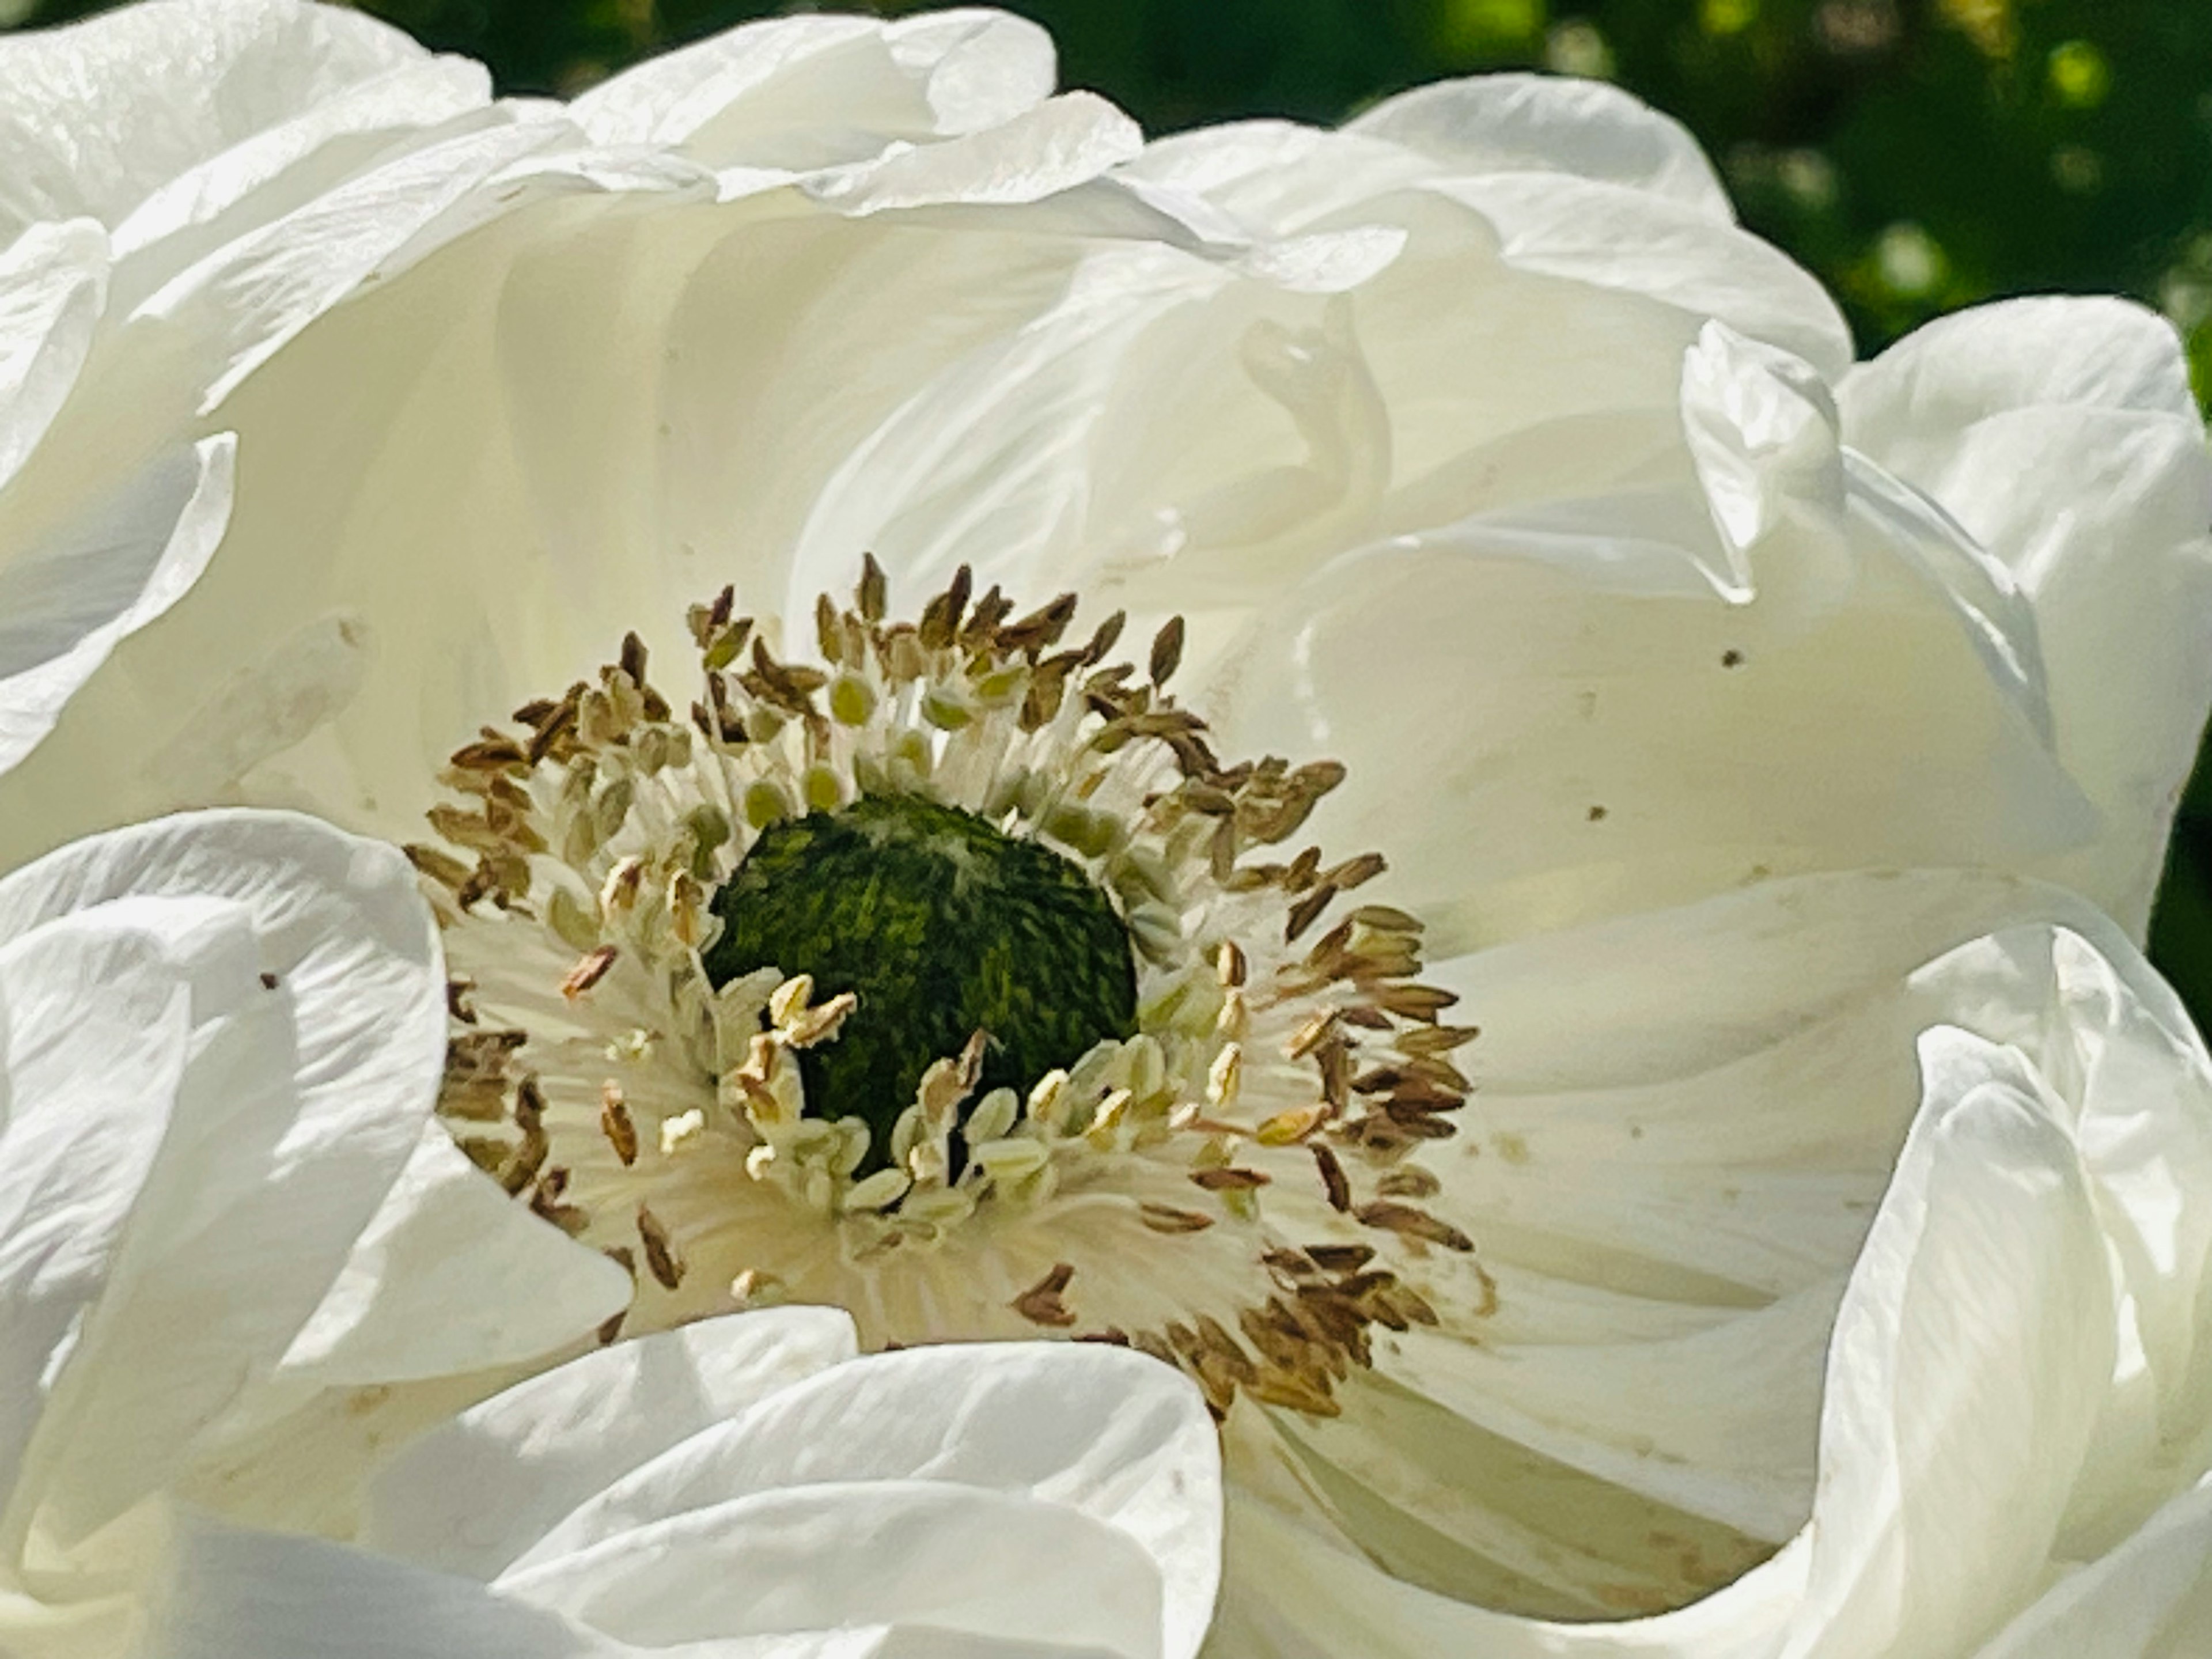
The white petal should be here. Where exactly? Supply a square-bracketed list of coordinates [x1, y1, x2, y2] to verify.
[0, 897, 219, 1509]
[1209, 1486, 1791, 1659]
[1206, 483, 2087, 952]
[111, 56, 494, 294]
[152, 1516, 624, 1659]
[804, 93, 1142, 215]
[0, 218, 109, 491]
[363, 1306, 859, 1580]
[570, 14, 884, 154]
[0, 809, 441, 1546]
[573, 9, 1055, 166]
[1119, 119, 1416, 237]
[1346, 74, 1733, 218]
[1436, 173, 1849, 380]
[278, 1122, 632, 1388]
[1842, 294, 2203, 439]
[1978, 1480, 2212, 1658]
[1785, 1027, 2115, 1656]
[1842, 298, 2212, 935]
[503, 1482, 1169, 1657]
[883, 9, 1059, 135]
[509, 1343, 1221, 1658]
[0, 435, 232, 777]
[132, 114, 588, 412]
[1256, 872, 2063, 1613]
[0, 0, 440, 243]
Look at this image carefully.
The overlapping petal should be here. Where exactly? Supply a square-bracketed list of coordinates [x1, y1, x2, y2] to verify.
[1209, 887, 2212, 1657]
[0, 810, 448, 1654]
[160, 1311, 1222, 1659]
[1842, 297, 2212, 935]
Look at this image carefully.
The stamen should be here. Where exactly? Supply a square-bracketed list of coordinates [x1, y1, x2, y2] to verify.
[413, 566, 1484, 1416]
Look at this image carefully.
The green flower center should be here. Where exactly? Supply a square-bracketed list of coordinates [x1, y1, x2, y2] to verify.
[701, 794, 1139, 1172]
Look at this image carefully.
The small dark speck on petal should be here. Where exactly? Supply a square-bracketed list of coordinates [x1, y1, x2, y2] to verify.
[1721, 649, 1746, 668]
[1586, 805, 1608, 823]
[259, 972, 279, 991]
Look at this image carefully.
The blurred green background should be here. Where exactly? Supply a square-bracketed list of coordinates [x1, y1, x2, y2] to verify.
[10, 0, 2212, 1022]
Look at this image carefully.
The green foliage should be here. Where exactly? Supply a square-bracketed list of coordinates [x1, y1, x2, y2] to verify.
[13, 0, 2212, 1022]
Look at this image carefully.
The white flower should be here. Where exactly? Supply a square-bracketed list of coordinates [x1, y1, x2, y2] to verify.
[3, 5, 2211, 1657]
[0, 808, 1222, 1659]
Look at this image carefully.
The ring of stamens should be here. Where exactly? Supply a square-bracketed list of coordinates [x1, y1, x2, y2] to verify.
[414, 560, 1486, 1418]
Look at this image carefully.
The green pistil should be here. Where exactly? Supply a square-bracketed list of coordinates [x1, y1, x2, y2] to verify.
[703, 794, 1139, 1173]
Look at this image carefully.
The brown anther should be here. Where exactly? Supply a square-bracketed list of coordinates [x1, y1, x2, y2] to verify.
[1354, 1202, 1475, 1252]
[917, 567, 974, 649]
[1012, 1262, 1079, 1328]
[1080, 609, 1126, 665]
[450, 733, 529, 772]
[1312, 1143, 1353, 1211]
[404, 843, 474, 893]
[638, 1203, 686, 1289]
[1191, 1166, 1271, 1192]
[1353, 904, 1422, 933]
[1285, 885, 1336, 944]
[1372, 983, 1460, 1022]
[445, 978, 479, 1024]
[1000, 592, 1079, 655]
[514, 1074, 547, 1131]
[562, 945, 620, 999]
[1139, 1203, 1216, 1234]
[501, 1122, 550, 1196]
[444, 1029, 524, 1084]
[600, 1082, 638, 1166]
[1325, 853, 1388, 892]
[1396, 1024, 1481, 1058]
[1149, 616, 1185, 686]
[1306, 1243, 1376, 1273]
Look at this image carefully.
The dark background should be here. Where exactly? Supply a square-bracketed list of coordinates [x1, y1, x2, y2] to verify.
[12, 0, 2212, 1023]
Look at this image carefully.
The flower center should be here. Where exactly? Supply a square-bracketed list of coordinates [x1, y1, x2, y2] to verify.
[702, 794, 1138, 1174]
[412, 563, 1483, 1419]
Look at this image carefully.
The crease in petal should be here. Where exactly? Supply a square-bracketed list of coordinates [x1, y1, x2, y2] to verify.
[276, 1121, 632, 1389]
[1346, 73, 1732, 219]
[362, 1306, 859, 1581]
[0, 811, 442, 1551]
[0, 434, 233, 778]
[0, 219, 110, 493]
[1840, 296, 2212, 933]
